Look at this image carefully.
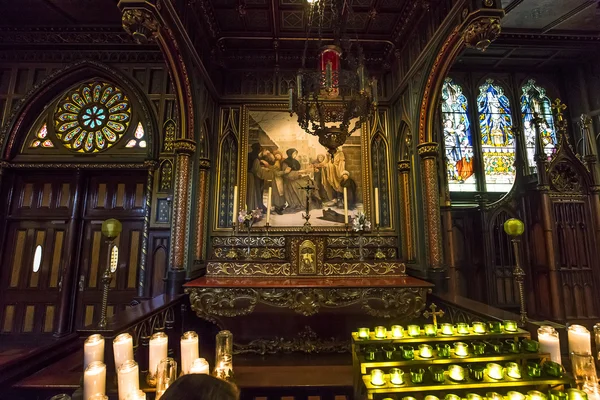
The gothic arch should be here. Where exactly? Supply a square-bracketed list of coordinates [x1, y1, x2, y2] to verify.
[1, 60, 159, 161]
[397, 120, 412, 161]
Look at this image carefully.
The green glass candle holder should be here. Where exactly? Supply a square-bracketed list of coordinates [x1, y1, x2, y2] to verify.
[445, 395, 461, 400]
[549, 391, 568, 400]
[440, 323, 454, 335]
[419, 344, 433, 358]
[456, 322, 470, 335]
[436, 343, 451, 358]
[486, 340, 503, 354]
[403, 397, 417, 400]
[370, 369, 385, 386]
[401, 345, 414, 360]
[506, 362, 522, 379]
[470, 364, 485, 381]
[486, 362, 505, 380]
[472, 321, 487, 334]
[528, 391, 548, 400]
[448, 364, 465, 382]
[374, 326, 387, 339]
[357, 327, 370, 339]
[543, 361, 563, 377]
[527, 362, 542, 378]
[467, 393, 483, 400]
[505, 339, 520, 353]
[363, 346, 377, 361]
[407, 324, 421, 337]
[486, 392, 504, 400]
[382, 345, 396, 361]
[424, 324, 437, 336]
[389, 367, 404, 385]
[425, 396, 439, 400]
[567, 389, 588, 400]
[522, 338, 539, 352]
[391, 325, 404, 338]
[410, 367, 425, 384]
[471, 341, 486, 355]
[504, 320, 518, 332]
[508, 391, 526, 400]
[454, 341, 469, 357]
[429, 366, 445, 383]
[488, 321, 502, 333]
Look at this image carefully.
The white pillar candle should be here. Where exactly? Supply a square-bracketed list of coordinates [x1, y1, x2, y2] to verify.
[84, 334, 105, 371]
[266, 187, 272, 224]
[84, 361, 106, 400]
[190, 358, 210, 374]
[113, 333, 134, 370]
[538, 326, 562, 364]
[117, 360, 139, 400]
[343, 187, 348, 224]
[126, 390, 146, 400]
[232, 185, 238, 226]
[180, 331, 199, 375]
[569, 324, 592, 355]
[148, 332, 168, 378]
[374, 187, 380, 225]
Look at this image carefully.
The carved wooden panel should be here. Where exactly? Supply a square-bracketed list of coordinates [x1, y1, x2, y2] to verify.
[85, 173, 147, 219]
[9, 173, 75, 218]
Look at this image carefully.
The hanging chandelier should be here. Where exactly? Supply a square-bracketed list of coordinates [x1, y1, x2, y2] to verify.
[288, 0, 378, 157]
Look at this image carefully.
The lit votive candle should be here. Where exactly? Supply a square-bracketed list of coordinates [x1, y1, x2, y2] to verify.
[83, 361, 106, 400]
[454, 342, 469, 357]
[487, 363, 504, 380]
[568, 324, 592, 355]
[528, 390, 548, 400]
[117, 360, 139, 400]
[472, 321, 486, 334]
[425, 397, 440, 400]
[391, 325, 404, 338]
[403, 397, 417, 400]
[375, 326, 387, 339]
[390, 368, 404, 385]
[113, 333, 134, 371]
[486, 393, 504, 400]
[180, 331, 199, 375]
[407, 325, 421, 337]
[467, 394, 483, 400]
[89, 395, 109, 400]
[370, 369, 385, 386]
[508, 391, 525, 400]
[357, 327, 370, 339]
[419, 344, 433, 358]
[446, 394, 461, 400]
[504, 320, 518, 332]
[189, 358, 210, 374]
[448, 364, 465, 381]
[441, 323, 454, 335]
[568, 389, 588, 400]
[506, 362, 522, 379]
[424, 324, 437, 336]
[126, 390, 146, 400]
[148, 332, 168, 379]
[457, 323, 470, 335]
[84, 334, 105, 371]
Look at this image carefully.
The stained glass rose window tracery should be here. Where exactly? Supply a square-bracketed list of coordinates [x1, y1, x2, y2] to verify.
[54, 82, 131, 153]
[29, 123, 54, 148]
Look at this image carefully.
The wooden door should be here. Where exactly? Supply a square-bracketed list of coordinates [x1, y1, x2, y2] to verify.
[0, 173, 74, 334]
[74, 172, 147, 329]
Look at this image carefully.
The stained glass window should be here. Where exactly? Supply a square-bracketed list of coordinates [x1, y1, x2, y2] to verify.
[521, 79, 556, 173]
[29, 123, 54, 148]
[441, 78, 476, 192]
[478, 79, 515, 192]
[125, 123, 147, 148]
[54, 82, 131, 153]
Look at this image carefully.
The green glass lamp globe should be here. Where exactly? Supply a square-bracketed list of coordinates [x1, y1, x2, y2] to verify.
[101, 218, 122, 239]
[503, 218, 524, 237]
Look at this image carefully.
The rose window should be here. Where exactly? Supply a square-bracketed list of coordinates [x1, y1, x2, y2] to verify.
[54, 82, 131, 153]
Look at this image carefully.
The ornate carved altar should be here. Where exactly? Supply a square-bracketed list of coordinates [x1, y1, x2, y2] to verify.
[184, 235, 433, 354]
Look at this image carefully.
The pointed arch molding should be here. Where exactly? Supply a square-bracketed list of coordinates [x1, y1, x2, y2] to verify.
[0, 60, 158, 160]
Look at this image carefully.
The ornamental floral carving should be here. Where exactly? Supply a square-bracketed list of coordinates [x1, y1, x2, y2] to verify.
[550, 162, 584, 193]
[462, 17, 501, 52]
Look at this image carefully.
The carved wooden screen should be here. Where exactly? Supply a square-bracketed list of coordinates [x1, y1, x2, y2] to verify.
[372, 134, 391, 228]
[216, 108, 240, 229]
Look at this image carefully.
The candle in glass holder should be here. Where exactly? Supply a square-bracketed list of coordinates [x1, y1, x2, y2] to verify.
[568, 325, 592, 355]
[126, 390, 146, 400]
[538, 326, 562, 364]
[403, 397, 417, 400]
[407, 325, 420, 337]
[370, 369, 385, 386]
[156, 358, 177, 400]
[113, 333, 134, 370]
[441, 323, 454, 335]
[180, 331, 199, 375]
[391, 325, 404, 338]
[504, 320, 518, 332]
[148, 332, 168, 380]
[487, 393, 504, 400]
[506, 362, 522, 379]
[571, 352, 598, 387]
[472, 321, 486, 334]
[486, 363, 504, 380]
[454, 342, 469, 357]
[567, 389, 588, 400]
[89, 395, 109, 400]
[456, 323, 470, 335]
[117, 360, 139, 400]
[190, 358, 210, 374]
[84, 334, 105, 371]
[594, 324, 600, 358]
[84, 361, 106, 400]
[390, 368, 404, 385]
[358, 327, 370, 339]
[508, 392, 525, 400]
[467, 394, 483, 400]
[448, 365, 465, 381]
[419, 344, 433, 358]
[446, 394, 461, 400]
[424, 324, 437, 336]
[528, 391, 548, 400]
[425, 397, 440, 400]
[375, 326, 387, 339]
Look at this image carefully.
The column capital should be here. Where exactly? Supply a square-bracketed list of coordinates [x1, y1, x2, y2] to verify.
[462, 17, 502, 52]
[173, 139, 196, 155]
[417, 142, 439, 158]
[198, 158, 211, 170]
[121, 7, 160, 44]
[397, 160, 411, 172]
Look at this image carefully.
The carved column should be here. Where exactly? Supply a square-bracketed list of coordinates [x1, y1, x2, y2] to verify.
[397, 160, 414, 262]
[194, 158, 211, 267]
[138, 161, 156, 298]
[168, 139, 196, 294]
[418, 143, 445, 283]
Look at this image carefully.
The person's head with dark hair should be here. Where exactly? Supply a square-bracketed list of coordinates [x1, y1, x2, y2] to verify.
[160, 374, 239, 400]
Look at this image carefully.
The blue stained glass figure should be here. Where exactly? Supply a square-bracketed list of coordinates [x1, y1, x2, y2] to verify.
[521, 79, 556, 173]
[440, 78, 476, 192]
[477, 79, 515, 192]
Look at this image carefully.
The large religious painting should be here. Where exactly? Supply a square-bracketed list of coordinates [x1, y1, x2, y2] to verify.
[521, 79, 556, 173]
[477, 79, 516, 192]
[240, 108, 365, 229]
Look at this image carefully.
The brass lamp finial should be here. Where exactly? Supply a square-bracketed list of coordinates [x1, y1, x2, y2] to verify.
[503, 218, 524, 237]
[101, 218, 122, 239]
